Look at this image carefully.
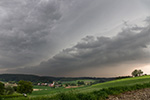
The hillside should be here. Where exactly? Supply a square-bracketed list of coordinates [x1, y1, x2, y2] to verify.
[74, 75, 150, 93]
[0, 74, 115, 83]
[0, 74, 55, 83]
[92, 75, 150, 88]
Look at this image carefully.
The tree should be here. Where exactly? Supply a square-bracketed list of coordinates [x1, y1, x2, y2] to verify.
[0, 82, 4, 95]
[77, 81, 85, 86]
[132, 69, 143, 77]
[17, 80, 33, 94]
[138, 69, 143, 76]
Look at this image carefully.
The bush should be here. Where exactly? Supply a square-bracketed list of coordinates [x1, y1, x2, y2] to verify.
[13, 86, 18, 91]
[0, 82, 4, 95]
[4, 86, 14, 95]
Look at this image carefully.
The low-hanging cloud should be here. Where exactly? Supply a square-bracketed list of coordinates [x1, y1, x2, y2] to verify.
[10, 18, 150, 76]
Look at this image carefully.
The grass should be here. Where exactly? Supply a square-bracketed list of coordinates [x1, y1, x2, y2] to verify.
[30, 79, 96, 96]
[74, 75, 150, 93]
[2, 75, 150, 100]
[61, 79, 95, 84]
[30, 86, 77, 97]
[27, 75, 150, 96]
[93, 75, 150, 87]
[4, 82, 150, 100]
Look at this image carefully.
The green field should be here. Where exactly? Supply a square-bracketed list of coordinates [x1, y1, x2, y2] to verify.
[23, 75, 150, 98]
[60, 79, 95, 84]
[29, 75, 150, 96]
[3, 75, 150, 100]
[30, 86, 72, 97]
[28, 79, 95, 97]
[93, 75, 150, 87]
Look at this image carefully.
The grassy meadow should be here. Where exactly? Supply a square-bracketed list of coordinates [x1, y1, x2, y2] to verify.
[2, 75, 150, 100]
[92, 75, 150, 88]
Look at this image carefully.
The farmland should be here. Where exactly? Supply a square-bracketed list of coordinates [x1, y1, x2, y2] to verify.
[2, 75, 150, 100]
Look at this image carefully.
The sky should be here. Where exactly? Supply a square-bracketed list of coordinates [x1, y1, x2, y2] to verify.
[0, 0, 150, 77]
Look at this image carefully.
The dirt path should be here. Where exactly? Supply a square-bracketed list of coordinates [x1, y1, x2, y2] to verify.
[107, 88, 150, 100]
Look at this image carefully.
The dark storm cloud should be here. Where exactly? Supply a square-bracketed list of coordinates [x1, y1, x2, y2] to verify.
[1, 0, 150, 76]
[11, 19, 150, 76]
[0, 0, 63, 68]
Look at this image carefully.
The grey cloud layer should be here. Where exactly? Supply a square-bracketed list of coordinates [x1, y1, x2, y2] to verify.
[0, 0, 64, 68]
[11, 20, 150, 76]
[1, 0, 150, 76]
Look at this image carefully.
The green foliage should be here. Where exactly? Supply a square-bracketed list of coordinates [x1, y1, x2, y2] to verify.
[132, 69, 143, 77]
[0, 82, 4, 95]
[4, 86, 14, 95]
[0, 94, 23, 98]
[13, 86, 18, 91]
[77, 81, 85, 85]
[17, 80, 33, 94]
[55, 92, 79, 100]
[0, 74, 113, 84]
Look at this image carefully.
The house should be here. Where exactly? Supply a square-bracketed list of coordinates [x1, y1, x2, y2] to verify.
[37, 83, 40, 86]
[44, 83, 48, 86]
[49, 81, 55, 87]
[41, 83, 45, 86]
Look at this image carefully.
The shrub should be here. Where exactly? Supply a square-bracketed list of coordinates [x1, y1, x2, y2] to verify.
[0, 82, 4, 95]
[13, 86, 18, 91]
[4, 86, 14, 95]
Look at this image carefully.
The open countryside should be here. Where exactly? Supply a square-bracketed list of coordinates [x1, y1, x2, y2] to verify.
[0, 71, 150, 100]
[0, 0, 150, 100]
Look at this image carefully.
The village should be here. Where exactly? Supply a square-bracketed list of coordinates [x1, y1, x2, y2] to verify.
[36, 80, 91, 89]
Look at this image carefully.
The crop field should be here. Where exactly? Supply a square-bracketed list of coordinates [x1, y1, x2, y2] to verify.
[29, 79, 96, 97]
[30, 86, 72, 97]
[61, 79, 95, 84]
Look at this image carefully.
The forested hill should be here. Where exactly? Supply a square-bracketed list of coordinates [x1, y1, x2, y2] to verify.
[0, 74, 55, 83]
[0, 74, 116, 83]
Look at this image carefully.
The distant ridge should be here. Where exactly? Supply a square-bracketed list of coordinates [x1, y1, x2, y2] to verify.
[0, 74, 115, 83]
[0, 74, 55, 83]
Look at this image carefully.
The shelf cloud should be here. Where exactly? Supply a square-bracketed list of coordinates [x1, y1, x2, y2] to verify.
[9, 18, 150, 76]
[0, 0, 150, 76]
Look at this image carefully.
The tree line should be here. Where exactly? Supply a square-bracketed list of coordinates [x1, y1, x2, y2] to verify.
[0, 80, 33, 96]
